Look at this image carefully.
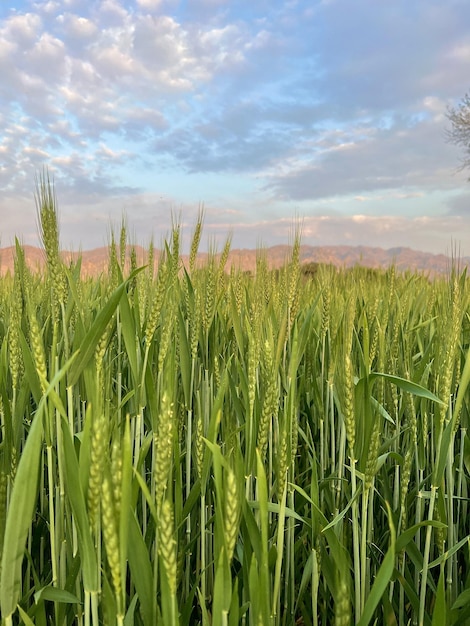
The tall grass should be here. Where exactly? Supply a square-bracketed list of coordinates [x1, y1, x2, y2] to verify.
[0, 178, 469, 625]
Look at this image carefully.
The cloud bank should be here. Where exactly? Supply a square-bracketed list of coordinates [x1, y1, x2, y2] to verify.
[1, 0, 470, 253]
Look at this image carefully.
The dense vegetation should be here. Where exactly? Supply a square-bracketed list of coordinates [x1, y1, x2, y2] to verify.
[0, 180, 469, 625]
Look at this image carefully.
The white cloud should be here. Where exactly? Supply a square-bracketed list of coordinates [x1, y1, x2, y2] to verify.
[3, 12, 42, 43]
[447, 42, 470, 62]
[98, 0, 129, 23]
[33, 2, 61, 14]
[136, 0, 163, 9]
[24, 146, 50, 158]
[95, 143, 132, 163]
[1, 0, 470, 254]
[57, 13, 98, 39]
[422, 96, 447, 118]
[93, 44, 135, 77]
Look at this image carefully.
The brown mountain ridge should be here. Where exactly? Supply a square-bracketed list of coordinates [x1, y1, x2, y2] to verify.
[0, 244, 466, 277]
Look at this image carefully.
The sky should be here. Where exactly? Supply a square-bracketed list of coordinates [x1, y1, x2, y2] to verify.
[1, 0, 470, 254]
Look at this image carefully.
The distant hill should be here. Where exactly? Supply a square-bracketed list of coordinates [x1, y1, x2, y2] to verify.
[0, 244, 466, 277]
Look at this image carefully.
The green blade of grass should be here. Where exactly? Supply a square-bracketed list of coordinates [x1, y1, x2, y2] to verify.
[453, 340, 470, 423]
[367, 372, 445, 405]
[212, 549, 232, 625]
[117, 416, 133, 617]
[431, 568, 447, 626]
[17, 605, 36, 626]
[60, 417, 98, 593]
[356, 503, 396, 626]
[0, 403, 44, 620]
[34, 587, 81, 604]
[127, 510, 155, 625]
[0, 355, 75, 620]
[68, 268, 144, 387]
[256, 450, 271, 622]
[426, 536, 469, 570]
[118, 289, 140, 388]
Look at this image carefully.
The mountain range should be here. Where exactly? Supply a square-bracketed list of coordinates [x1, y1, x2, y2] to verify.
[0, 244, 466, 277]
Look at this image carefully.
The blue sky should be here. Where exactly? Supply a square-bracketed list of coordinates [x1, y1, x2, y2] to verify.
[1, 0, 470, 253]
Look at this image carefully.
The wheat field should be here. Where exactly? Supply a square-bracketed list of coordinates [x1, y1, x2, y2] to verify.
[0, 178, 469, 625]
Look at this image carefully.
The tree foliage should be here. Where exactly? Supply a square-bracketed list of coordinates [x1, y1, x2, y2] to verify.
[447, 92, 470, 172]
